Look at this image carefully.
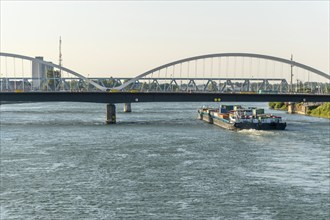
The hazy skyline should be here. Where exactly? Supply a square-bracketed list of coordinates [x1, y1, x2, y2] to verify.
[1, 1, 329, 78]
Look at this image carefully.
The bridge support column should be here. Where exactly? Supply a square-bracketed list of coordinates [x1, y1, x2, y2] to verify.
[123, 103, 132, 113]
[287, 102, 295, 114]
[106, 104, 116, 124]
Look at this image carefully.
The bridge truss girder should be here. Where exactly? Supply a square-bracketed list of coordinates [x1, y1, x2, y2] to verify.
[102, 77, 290, 93]
[1, 77, 290, 93]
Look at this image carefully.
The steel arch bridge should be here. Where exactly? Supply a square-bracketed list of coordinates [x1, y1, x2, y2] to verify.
[0, 52, 106, 91]
[0, 52, 329, 93]
[114, 53, 330, 91]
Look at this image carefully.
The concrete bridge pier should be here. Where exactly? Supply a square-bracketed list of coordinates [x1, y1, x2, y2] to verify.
[287, 102, 295, 114]
[123, 103, 132, 113]
[106, 103, 116, 124]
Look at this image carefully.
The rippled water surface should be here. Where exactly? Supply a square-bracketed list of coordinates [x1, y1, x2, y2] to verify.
[1, 102, 329, 219]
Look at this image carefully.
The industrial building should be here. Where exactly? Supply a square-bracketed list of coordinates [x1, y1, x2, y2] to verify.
[31, 56, 53, 90]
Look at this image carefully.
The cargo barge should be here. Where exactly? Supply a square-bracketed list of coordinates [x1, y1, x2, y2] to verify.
[198, 105, 286, 130]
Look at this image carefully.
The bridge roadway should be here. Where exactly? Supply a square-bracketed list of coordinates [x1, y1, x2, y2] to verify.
[1, 92, 329, 103]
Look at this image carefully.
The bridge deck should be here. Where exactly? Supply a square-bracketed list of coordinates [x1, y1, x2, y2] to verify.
[1, 92, 329, 103]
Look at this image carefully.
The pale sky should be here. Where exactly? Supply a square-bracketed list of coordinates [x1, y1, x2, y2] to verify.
[1, 1, 329, 78]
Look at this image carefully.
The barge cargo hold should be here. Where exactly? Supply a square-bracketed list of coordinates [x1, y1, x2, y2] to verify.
[198, 105, 286, 131]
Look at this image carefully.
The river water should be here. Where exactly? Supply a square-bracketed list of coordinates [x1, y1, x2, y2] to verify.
[0, 102, 329, 219]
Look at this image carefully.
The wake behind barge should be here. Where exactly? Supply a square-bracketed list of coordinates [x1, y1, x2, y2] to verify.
[198, 105, 286, 130]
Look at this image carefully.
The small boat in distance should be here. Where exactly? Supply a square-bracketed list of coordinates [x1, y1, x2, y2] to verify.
[198, 105, 286, 130]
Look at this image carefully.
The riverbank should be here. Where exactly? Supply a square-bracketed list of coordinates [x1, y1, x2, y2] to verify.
[309, 102, 330, 118]
[269, 102, 330, 119]
[268, 102, 287, 111]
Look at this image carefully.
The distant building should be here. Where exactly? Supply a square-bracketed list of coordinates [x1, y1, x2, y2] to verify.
[32, 57, 53, 90]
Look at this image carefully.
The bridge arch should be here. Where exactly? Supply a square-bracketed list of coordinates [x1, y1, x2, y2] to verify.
[0, 52, 107, 91]
[114, 53, 329, 90]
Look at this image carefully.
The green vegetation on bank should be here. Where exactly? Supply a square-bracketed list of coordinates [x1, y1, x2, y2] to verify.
[268, 102, 288, 110]
[309, 103, 330, 118]
[269, 102, 330, 119]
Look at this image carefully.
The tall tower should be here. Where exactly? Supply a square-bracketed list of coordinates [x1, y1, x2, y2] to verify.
[290, 54, 294, 93]
[59, 36, 62, 74]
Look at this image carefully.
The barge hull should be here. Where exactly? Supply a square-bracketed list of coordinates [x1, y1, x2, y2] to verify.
[199, 113, 213, 124]
[234, 122, 286, 130]
[212, 117, 236, 130]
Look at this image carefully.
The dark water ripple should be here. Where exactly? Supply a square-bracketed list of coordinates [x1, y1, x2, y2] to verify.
[1, 102, 329, 219]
